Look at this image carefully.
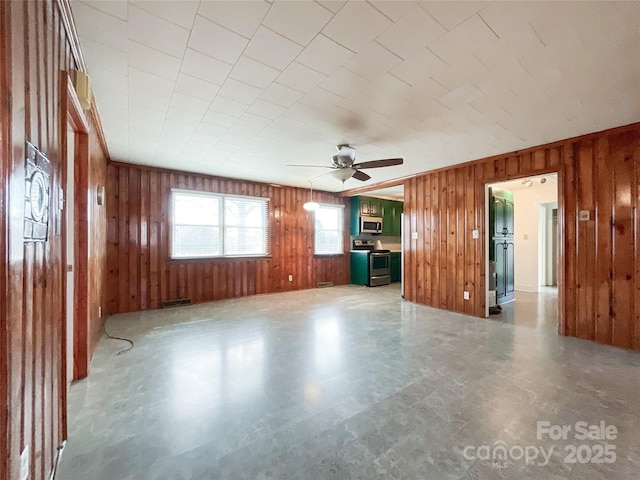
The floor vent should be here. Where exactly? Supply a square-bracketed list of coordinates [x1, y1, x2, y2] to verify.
[317, 282, 334, 288]
[162, 298, 192, 308]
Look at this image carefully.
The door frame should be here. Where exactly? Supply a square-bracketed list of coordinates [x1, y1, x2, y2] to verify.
[60, 71, 89, 436]
[483, 169, 565, 335]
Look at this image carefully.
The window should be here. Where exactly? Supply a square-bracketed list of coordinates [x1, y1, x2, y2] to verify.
[314, 204, 344, 255]
[170, 189, 268, 259]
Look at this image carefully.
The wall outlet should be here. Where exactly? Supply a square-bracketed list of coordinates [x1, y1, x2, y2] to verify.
[411, 231, 418, 240]
[463, 291, 470, 300]
[20, 445, 29, 480]
[288, 275, 293, 282]
[472, 229, 479, 239]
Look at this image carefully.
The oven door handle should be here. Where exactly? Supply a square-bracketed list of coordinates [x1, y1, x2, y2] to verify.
[370, 252, 389, 257]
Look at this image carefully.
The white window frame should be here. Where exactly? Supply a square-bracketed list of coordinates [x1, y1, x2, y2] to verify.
[170, 189, 269, 259]
[314, 203, 345, 255]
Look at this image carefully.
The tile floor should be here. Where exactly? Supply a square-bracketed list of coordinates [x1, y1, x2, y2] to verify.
[57, 284, 640, 479]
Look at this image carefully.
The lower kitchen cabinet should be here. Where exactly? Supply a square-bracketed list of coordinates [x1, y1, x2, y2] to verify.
[350, 251, 369, 285]
[390, 252, 401, 283]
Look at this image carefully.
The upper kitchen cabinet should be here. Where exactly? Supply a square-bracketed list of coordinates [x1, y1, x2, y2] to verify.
[382, 200, 403, 236]
[350, 196, 403, 236]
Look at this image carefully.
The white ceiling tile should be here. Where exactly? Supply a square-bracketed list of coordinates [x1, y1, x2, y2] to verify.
[364, 73, 411, 100]
[128, 5, 189, 58]
[321, 1, 392, 52]
[316, 1, 346, 14]
[169, 92, 209, 115]
[189, 15, 248, 65]
[217, 79, 264, 105]
[196, 121, 230, 137]
[369, 1, 419, 21]
[320, 67, 370, 97]
[129, 41, 182, 80]
[390, 48, 448, 86]
[247, 100, 287, 120]
[437, 84, 484, 109]
[209, 96, 249, 117]
[262, 0, 333, 46]
[283, 102, 319, 122]
[130, 114, 163, 131]
[88, 66, 128, 95]
[129, 104, 167, 122]
[276, 62, 326, 94]
[129, 88, 171, 113]
[230, 56, 280, 89]
[175, 73, 220, 102]
[429, 15, 499, 65]
[162, 119, 196, 136]
[300, 88, 343, 110]
[180, 48, 233, 85]
[376, 5, 446, 59]
[260, 83, 303, 109]
[128, 68, 174, 98]
[236, 113, 272, 130]
[83, 39, 128, 76]
[421, 1, 490, 31]
[71, 1, 127, 51]
[131, 0, 199, 29]
[77, 0, 127, 21]
[197, 0, 269, 38]
[344, 42, 403, 80]
[201, 110, 237, 128]
[228, 124, 261, 139]
[296, 34, 354, 75]
[244, 26, 304, 70]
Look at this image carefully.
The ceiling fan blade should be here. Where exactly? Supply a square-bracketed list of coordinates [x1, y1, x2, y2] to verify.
[286, 164, 333, 168]
[353, 158, 403, 169]
[352, 170, 371, 181]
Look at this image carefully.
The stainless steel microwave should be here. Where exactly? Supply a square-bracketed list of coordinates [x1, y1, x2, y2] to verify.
[360, 216, 383, 234]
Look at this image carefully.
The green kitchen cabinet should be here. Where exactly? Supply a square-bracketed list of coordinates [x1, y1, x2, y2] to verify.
[390, 252, 401, 282]
[382, 200, 403, 236]
[350, 251, 369, 285]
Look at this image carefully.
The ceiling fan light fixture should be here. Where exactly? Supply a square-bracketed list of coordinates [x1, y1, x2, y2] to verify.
[334, 167, 355, 182]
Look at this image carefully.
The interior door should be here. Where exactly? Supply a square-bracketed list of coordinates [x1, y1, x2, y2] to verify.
[494, 198, 506, 236]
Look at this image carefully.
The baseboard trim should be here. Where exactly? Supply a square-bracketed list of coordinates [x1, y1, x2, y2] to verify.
[516, 285, 539, 293]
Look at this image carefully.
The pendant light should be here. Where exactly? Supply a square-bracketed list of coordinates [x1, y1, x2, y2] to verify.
[303, 182, 319, 211]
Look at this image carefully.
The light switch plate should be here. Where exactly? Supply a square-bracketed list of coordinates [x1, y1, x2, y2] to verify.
[411, 232, 418, 240]
[463, 291, 470, 300]
[472, 229, 479, 239]
[579, 210, 590, 221]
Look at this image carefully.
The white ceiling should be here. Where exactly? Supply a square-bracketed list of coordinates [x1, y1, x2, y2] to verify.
[71, 1, 640, 192]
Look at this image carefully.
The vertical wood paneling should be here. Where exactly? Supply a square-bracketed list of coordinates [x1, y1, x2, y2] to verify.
[403, 123, 640, 351]
[106, 163, 350, 313]
[1, 1, 109, 479]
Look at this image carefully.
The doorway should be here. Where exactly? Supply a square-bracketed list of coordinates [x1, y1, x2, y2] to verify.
[485, 173, 559, 331]
[66, 124, 75, 386]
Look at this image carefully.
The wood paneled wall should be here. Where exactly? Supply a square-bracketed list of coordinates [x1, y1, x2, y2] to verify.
[106, 162, 350, 314]
[1, 1, 108, 479]
[403, 122, 640, 351]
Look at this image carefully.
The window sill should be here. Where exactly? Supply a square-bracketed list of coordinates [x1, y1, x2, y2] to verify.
[168, 255, 272, 262]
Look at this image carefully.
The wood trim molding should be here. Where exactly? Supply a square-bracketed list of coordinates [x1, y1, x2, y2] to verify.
[55, 0, 110, 159]
[55, 0, 85, 71]
[65, 73, 88, 134]
[340, 174, 414, 197]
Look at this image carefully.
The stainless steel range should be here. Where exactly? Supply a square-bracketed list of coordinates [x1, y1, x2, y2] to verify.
[352, 240, 391, 287]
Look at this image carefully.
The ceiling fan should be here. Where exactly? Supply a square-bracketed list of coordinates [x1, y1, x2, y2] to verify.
[288, 144, 403, 182]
